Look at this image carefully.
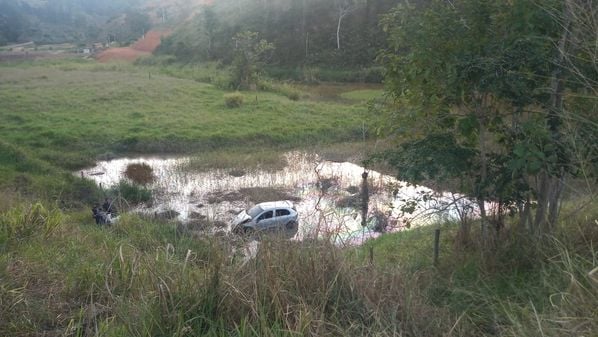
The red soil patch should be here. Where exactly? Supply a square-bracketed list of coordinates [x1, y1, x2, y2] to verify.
[96, 29, 171, 63]
[131, 30, 170, 52]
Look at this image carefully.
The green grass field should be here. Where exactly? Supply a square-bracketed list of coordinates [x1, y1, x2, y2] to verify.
[0, 59, 369, 170]
[0, 59, 376, 200]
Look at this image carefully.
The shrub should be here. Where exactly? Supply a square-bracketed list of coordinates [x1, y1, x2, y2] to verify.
[124, 163, 154, 185]
[224, 92, 244, 108]
[258, 80, 301, 100]
[301, 66, 321, 83]
[134, 55, 177, 66]
[278, 83, 301, 101]
[108, 181, 152, 205]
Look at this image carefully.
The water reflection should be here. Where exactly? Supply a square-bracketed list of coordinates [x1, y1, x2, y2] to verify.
[79, 152, 478, 245]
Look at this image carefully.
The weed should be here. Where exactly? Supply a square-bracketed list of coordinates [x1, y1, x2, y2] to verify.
[238, 187, 300, 204]
[224, 91, 244, 108]
[183, 148, 288, 172]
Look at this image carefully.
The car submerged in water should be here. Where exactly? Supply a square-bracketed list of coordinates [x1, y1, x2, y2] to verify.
[233, 201, 298, 234]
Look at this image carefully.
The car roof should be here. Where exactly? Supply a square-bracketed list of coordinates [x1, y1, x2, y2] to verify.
[256, 200, 294, 210]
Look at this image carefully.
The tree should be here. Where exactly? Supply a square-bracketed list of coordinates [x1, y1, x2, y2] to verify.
[125, 11, 151, 39]
[230, 31, 275, 90]
[203, 6, 218, 58]
[0, 2, 26, 45]
[378, 0, 591, 242]
[334, 0, 362, 49]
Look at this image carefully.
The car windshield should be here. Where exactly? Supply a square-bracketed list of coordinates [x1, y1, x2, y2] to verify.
[247, 205, 264, 218]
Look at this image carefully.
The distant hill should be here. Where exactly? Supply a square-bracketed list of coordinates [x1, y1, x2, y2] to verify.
[0, 0, 193, 46]
[156, 0, 397, 69]
[143, 0, 214, 24]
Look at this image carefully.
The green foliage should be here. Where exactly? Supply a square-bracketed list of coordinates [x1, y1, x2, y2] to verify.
[258, 80, 302, 101]
[230, 31, 275, 90]
[378, 0, 595, 234]
[157, 0, 395, 72]
[0, 203, 62, 245]
[264, 66, 385, 83]
[134, 55, 177, 66]
[108, 181, 152, 205]
[339, 89, 383, 102]
[154, 62, 232, 89]
[223, 91, 244, 108]
[380, 133, 477, 184]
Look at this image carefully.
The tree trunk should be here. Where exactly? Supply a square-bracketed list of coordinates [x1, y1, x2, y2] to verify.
[476, 95, 489, 241]
[336, 12, 344, 49]
[302, 0, 307, 61]
[518, 195, 532, 232]
[534, 1, 571, 233]
[547, 173, 565, 228]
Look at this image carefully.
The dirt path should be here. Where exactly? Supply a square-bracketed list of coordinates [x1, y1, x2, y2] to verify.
[96, 30, 171, 62]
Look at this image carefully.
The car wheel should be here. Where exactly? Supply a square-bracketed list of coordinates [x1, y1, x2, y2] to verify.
[285, 220, 298, 230]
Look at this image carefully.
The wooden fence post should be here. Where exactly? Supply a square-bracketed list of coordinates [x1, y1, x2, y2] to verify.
[433, 228, 441, 266]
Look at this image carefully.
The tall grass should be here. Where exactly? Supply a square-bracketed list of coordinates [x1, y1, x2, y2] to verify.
[108, 181, 152, 205]
[1, 201, 595, 336]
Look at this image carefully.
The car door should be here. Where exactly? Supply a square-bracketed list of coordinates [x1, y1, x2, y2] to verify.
[274, 209, 291, 228]
[255, 210, 275, 230]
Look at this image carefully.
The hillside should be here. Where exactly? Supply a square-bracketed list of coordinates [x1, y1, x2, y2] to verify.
[0, 0, 145, 45]
[96, 30, 171, 62]
[156, 0, 397, 70]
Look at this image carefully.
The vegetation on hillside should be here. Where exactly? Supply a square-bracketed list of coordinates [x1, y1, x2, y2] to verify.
[0, 0, 151, 45]
[156, 0, 396, 74]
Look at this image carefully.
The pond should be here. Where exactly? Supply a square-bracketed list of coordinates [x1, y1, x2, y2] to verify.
[79, 152, 478, 245]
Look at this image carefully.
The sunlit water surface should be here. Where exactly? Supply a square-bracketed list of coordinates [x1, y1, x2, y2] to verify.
[79, 152, 478, 245]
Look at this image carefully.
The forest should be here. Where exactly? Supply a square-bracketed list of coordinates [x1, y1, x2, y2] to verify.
[157, 0, 397, 70]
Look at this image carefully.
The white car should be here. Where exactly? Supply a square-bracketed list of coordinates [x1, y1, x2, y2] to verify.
[233, 201, 298, 234]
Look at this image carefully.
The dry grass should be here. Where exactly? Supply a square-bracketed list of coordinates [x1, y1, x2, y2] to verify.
[124, 163, 155, 185]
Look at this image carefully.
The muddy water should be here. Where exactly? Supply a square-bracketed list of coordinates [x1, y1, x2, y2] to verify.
[79, 152, 477, 245]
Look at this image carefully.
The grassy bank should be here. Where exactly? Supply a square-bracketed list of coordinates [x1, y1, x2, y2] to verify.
[0, 60, 368, 164]
[0, 201, 596, 336]
[0, 58, 377, 200]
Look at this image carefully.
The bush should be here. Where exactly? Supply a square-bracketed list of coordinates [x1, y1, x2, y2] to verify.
[258, 80, 301, 100]
[224, 92, 244, 108]
[134, 55, 177, 66]
[265, 66, 384, 83]
[301, 66, 321, 83]
[278, 83, 301, 101]
[124, 163, 154, 185]
[108, 181, 152, 205]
